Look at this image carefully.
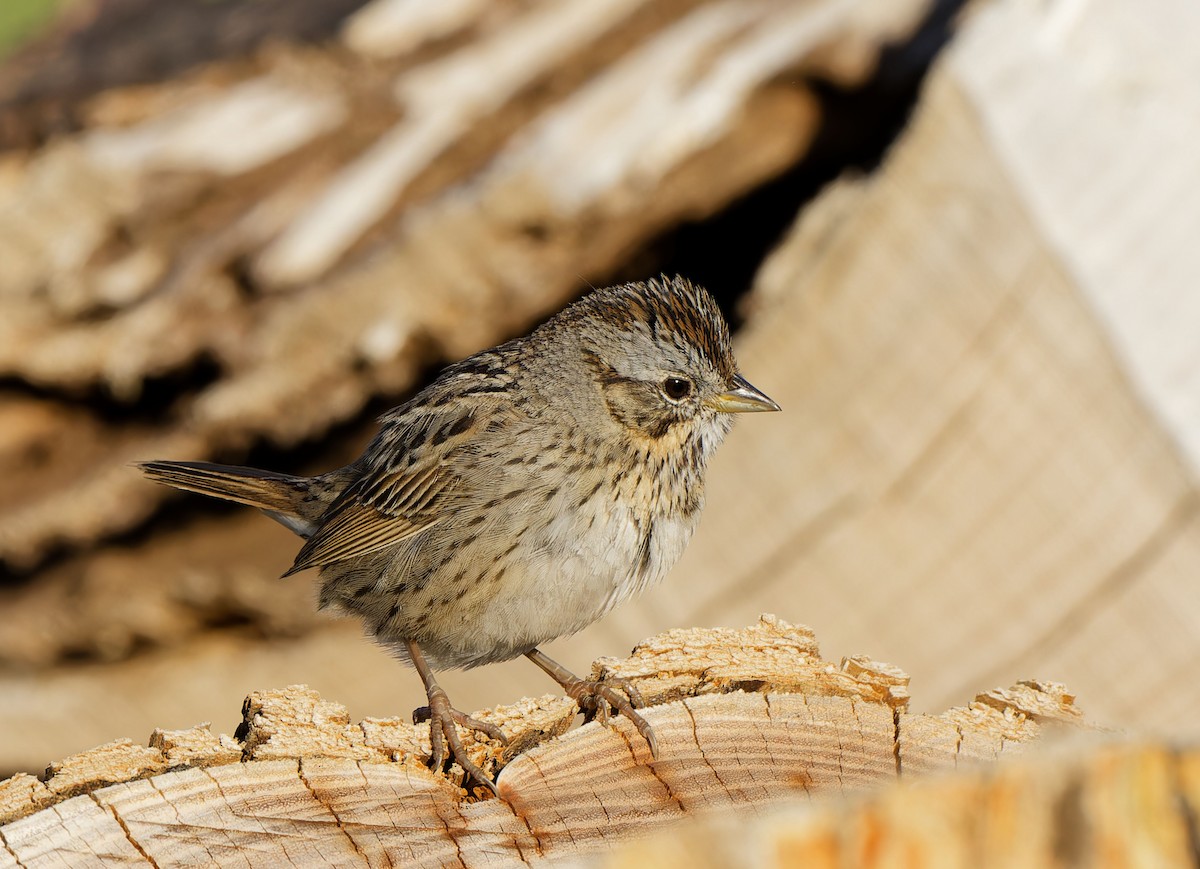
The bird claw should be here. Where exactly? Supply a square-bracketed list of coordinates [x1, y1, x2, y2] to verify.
[413, 689, 508, 795]
[413, 705, 510, 746]
[525, 649, 660, 759]
[565, 676, 658, 759]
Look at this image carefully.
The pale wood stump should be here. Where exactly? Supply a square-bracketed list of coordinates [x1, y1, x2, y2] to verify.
[0, 618, 1088, 867]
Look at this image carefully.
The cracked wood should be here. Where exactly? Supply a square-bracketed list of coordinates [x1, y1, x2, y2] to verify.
[0, 617, 1086, 866]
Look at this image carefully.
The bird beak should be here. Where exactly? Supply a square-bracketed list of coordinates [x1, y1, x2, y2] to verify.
[706, 374, 781, 413]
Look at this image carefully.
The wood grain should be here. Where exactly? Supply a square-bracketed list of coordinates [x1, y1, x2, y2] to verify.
[601, 743, 1200, 868]
[0, 619, 1087, 866]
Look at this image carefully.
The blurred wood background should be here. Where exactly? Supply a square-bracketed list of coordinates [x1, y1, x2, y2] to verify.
[2, 0, 1199, 793]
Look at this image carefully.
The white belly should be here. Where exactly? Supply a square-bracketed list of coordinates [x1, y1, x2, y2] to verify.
[443, 489, 696, 666]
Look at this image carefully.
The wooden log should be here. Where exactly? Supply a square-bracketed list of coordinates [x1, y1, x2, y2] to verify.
[0, 619, 1086, 866]
[600, 742, 1200, 867]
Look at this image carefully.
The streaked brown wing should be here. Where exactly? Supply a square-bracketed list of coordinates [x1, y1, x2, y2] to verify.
[281, 503, 429, 576]
[283, 433, 466, 577]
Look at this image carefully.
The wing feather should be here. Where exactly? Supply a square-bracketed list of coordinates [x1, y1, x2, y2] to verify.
[283, 416, 474, 576]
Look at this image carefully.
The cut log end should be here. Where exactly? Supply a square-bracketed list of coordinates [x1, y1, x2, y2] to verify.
[0, 616, 1089, 868]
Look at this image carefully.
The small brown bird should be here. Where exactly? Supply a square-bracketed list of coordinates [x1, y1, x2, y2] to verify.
[139, 276, 778, 792]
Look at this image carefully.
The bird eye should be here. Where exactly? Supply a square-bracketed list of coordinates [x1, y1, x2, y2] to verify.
[662, 376, 693, 401]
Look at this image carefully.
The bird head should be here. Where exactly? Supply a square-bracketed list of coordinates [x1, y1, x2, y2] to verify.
[564, 276, 779, 449]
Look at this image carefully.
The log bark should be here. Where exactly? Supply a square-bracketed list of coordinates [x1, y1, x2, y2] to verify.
[0, 618, 1087, 866]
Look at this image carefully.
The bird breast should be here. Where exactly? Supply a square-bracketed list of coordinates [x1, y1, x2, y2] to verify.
[332, 419, 710, 669]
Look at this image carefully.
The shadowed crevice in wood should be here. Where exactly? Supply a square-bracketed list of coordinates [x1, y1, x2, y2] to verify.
[91, 792, 161, 869]
[1169, 747, 1200, 867]
[441, 803, 469, 869]
[683, 698, 730, 799]
[892, 707, 903, 778]
[509, 798, 547, 862]
[1050, 773, 1089, 866]
[297, 759, 369, 866]
[0, 826, 21, 868]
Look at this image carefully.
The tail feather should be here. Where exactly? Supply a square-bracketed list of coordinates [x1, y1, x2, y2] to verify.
[138, 460, 323, 537]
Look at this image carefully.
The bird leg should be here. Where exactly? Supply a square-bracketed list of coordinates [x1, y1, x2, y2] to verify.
[525, 648, 659, 758]
[406, 640, 508, 794]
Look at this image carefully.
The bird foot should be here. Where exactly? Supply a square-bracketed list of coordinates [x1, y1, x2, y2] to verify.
[525, 648, 659, 758]
[562, 675, 659, 759]
[413, 688, 509, 795]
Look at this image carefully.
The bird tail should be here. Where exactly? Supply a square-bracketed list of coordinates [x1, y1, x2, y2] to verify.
[137, 460, 324, 537]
